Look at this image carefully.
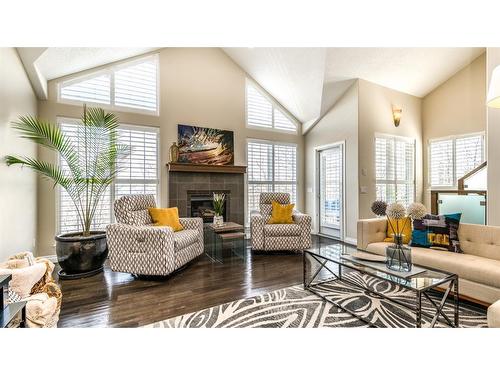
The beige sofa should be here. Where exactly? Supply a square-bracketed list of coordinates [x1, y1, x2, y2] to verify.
[357, 218, 500, 305]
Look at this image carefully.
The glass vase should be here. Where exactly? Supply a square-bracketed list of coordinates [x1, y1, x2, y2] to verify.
[386, 241, 412, 272]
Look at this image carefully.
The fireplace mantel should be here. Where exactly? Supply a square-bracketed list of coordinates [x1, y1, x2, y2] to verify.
[167, 162, 247, 174]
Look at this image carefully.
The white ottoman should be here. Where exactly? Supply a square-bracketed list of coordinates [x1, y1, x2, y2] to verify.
[487, 300, 500, 327]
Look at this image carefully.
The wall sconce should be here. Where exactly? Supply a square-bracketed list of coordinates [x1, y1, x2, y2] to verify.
[487, 65, 500, 108]
[392, 106, 402, 127]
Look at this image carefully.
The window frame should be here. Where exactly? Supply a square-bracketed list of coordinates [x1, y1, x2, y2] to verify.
[245, 78, 300, 134]
[428, 131, 485, 189]
[374, 133, 416, 206]
[57, 54, 160, 116]
[55, 117, 161, 234]
[245, 138, 298, 225]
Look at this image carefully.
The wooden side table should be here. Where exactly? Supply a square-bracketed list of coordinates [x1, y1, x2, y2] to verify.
[1, 275, 27, 328]
[204, 222, 246, 263]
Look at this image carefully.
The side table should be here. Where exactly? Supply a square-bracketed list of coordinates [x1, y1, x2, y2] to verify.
[204, 222, 246, 263]
[1, 275, 27, 328]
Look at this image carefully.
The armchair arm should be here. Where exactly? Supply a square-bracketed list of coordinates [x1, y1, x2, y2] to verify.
[250, 213, 266, 250]
[293, 212, 312, 249]
[357, 218, 387, 250]
[179, 217, 204, 243]
[106, 224, 176, 274]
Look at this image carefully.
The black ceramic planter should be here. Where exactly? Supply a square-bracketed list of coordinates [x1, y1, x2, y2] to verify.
[55, 231, 108, 280]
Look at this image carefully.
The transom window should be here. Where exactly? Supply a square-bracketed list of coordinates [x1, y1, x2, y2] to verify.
[429, 133, 485, 188]
[58, 118, 159, 233]
[375, 134, 415, 207]
[246, 80, 298, 133]
[246, 140, 297, 223]
[58, 54, 159, 115]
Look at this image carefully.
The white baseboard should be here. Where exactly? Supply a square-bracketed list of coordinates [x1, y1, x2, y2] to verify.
[344, 237, 357, 246]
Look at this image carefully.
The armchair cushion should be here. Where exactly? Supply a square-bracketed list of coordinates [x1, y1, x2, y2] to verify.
[264, 224, 301, 237]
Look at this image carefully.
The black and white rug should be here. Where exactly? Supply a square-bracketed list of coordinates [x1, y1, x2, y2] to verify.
[144, 274, 487, 328]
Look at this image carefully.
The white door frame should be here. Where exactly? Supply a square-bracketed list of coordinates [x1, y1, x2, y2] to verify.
[314, 141, 346, 241]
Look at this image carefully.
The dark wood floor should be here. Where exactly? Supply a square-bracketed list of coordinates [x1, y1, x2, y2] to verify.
[57, 235, 341, 327]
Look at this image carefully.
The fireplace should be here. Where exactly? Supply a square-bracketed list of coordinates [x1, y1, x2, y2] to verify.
[168, 163, 246, 225]
[189, 192, 229, 223]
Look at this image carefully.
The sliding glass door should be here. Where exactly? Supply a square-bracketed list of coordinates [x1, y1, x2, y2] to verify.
[318, 144, 344, 239]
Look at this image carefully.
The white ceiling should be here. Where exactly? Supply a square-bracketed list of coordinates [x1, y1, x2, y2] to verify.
[224, 47, 485, 128]
[324, 47, 485, 97]
[35, 47, 158, 80]
[17, 47, 158, 99]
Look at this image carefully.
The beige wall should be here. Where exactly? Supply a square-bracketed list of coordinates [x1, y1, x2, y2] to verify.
[358, 79, 423, 218]
[36, 48, 304, 256]
[0, 48, 38, 260]
[304, 82, 359, 241]
[487, 48, 500, 225]
[422, 53, 486, 208]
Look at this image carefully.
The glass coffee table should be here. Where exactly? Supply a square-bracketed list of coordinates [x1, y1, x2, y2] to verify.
[204, 222, 246, 263]
[303, 243, 459, 328]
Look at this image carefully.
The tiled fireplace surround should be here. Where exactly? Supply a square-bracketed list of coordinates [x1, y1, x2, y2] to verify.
[168, 171, 245, 225]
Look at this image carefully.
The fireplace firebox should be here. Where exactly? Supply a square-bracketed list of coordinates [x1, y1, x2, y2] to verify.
[190, 194, 228, 223]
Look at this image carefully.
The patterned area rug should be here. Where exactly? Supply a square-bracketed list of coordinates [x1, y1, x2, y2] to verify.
[144, 274, 487, 328]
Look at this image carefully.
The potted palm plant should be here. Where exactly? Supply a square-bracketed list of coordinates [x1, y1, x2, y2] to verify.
[5, 106, 130, 279]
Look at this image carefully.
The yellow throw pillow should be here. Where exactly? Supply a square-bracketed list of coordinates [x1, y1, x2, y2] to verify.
[148, 207, 184, 232]
[268, 201, 295, 224]
[384, 217, 412, 244]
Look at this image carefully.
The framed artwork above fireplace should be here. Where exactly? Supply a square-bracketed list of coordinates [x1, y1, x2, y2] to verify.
[177, 124, 234, 165]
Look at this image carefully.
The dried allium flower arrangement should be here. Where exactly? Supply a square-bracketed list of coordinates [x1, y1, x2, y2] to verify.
[407, 202, 427, 220]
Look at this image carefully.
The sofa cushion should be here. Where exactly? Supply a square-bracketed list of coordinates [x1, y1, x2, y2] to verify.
[173, 229, 198, 250]
[264, 224, 301, 237]
[411, 213, 462, 252]
[458, 223, 500, 261]
[365, 242, 500, 289]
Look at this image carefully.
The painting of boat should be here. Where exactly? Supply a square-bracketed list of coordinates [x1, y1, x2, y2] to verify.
[177, 124, 234, 165]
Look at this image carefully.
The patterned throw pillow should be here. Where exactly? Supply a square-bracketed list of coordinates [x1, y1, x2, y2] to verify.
[411, 213, 462, 253]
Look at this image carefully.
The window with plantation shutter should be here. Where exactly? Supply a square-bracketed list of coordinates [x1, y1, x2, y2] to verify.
[246, 80, 298, 133]
[429, 133, 484, 188]
[60, 74, 111, 105]
[375, 134, 415, 207]
[58, 54, 159, 115]
[57, 119, 159, 234]
[246, 140, 297, 223]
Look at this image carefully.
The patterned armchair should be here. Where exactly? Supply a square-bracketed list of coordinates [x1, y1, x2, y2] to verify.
[250, 192, 312, 251]
[106, 194, 204, 276]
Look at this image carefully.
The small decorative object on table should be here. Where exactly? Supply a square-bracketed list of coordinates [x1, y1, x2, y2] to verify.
[212, 193, 225, 227]
[371, 200, 426, 272]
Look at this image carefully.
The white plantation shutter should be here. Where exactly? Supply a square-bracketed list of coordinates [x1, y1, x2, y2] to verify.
[115, 125, 159, 199]
[455, 135, 484, 179]
[58, 54, 158, 114]
[60, 74, 111, 105]
[57, 119, 159, 233]
[247, 140, 297, 223]
[429, 133, 484, 188]
[375, 135, 415, 206]
[430, 139, 454, 187]
[58, 121, 112, 233]
[246, 81, 297, 132]
[246, 84, 273, 129]
[114, 58, 158, 112]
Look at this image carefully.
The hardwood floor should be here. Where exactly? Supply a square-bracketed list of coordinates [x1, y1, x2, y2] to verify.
[57, 235, 342, 327]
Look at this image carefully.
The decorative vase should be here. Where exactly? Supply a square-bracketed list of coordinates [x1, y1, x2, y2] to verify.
[169, 142, 179, 162]
[55, 231, 108, 279]
[213, 215, 224, 227]
[386, 234, 412, 272]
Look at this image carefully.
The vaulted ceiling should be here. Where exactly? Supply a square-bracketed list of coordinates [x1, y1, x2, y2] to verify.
[18, 47, 485, 133]
[224, 47, 485, 131]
